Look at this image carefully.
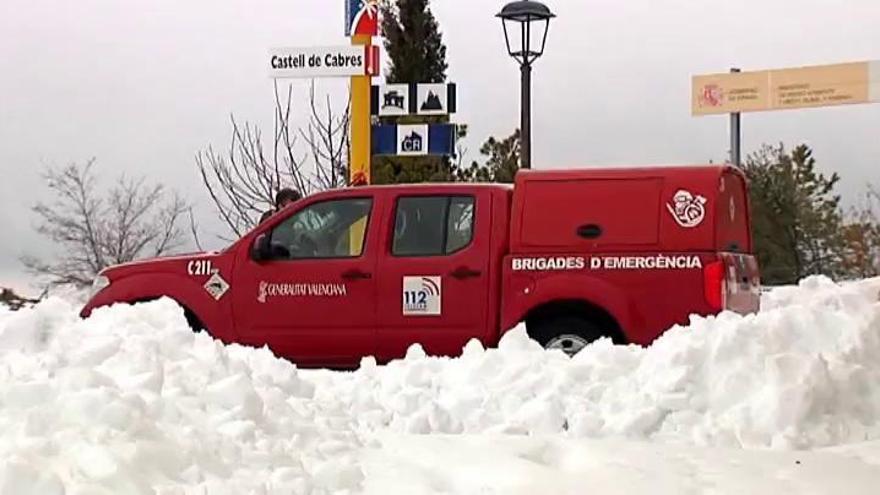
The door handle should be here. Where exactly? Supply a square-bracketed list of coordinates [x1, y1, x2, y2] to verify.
[450, 266, 481, 279]
[576, 224, 603, 239]
[341, 269, 372, 280]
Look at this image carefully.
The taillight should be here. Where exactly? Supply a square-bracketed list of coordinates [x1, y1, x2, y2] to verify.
[703, 260, 726, 311]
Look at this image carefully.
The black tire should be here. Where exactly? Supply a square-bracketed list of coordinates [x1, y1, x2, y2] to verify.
[184, 308, 206, 334]
[528, 316, 606, 357]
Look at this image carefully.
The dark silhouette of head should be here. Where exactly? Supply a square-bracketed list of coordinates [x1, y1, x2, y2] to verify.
[275, 188, 302, 209]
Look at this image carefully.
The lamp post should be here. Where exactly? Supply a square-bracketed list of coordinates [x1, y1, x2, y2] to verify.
[497, 1, 555, 170]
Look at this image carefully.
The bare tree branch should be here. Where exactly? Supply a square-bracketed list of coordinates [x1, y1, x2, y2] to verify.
[23, 161, 191, 288]
[187, 207, 205, 252]
[196, 82, 352, 238]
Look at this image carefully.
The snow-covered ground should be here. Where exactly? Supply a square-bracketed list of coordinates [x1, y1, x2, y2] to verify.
[0, 276, 879, 494]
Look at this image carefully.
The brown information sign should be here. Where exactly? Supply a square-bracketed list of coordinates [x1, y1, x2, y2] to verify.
[692, 61, 879, 115]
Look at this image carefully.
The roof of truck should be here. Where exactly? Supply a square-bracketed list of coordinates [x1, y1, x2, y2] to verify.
[329, 182, 514, 194]
[515, 164, 742, 181]
[317, 165, 741, 196]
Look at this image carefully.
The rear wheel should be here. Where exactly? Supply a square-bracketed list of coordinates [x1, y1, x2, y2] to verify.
[529, 316, 606, 357]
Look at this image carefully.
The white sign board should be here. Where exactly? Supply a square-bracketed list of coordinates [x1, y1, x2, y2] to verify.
[397, 124, 429, 156]
[269, 46, 375, 78]
[417, 83, 448, 115]
[378, 84, 410, 117]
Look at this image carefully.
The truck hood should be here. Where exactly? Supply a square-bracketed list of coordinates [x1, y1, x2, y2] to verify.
[101, 252, 220, 278]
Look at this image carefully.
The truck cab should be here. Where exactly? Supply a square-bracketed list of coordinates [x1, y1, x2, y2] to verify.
[231, 183, 511, 367]
[82, 165, 760, 368]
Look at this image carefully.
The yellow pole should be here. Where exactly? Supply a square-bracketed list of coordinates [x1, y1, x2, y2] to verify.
[350, 34, 372, 185]
[349, 34, 371, 254]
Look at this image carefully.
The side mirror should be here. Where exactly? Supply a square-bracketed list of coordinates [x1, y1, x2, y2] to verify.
[251, 234, 272, 262]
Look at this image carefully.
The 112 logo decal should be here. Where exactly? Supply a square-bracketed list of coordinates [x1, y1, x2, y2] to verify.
[402, 276, 442, 316]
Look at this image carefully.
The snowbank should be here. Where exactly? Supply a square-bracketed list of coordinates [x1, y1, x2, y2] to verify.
[360, 433, 880, 495]
[0, 299, 359, 494]
[312, 276, 880, 450]
[0, 276, 879, 493]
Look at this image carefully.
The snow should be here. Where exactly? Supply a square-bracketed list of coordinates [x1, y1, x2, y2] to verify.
[0, 276, 879, 493]
[0, 300, 353, 494]
[361, 434, 880, 495]
[310, 276, 880, 449]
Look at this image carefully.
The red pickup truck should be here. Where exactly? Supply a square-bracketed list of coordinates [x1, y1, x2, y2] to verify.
[82, 166, 761, 367]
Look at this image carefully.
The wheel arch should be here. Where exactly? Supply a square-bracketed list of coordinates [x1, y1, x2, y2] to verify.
[524, 299, 628, 345]
[129, 296, 206, 332]
[87, 273, 227, 339]
[502, 274, 643, 344]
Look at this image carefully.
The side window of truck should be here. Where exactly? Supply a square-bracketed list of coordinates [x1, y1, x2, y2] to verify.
[269, 198, 372, 259]
[393, 196, 475, 257]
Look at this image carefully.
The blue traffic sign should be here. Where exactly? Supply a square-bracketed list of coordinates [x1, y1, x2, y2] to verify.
[372, 124, 457, 156]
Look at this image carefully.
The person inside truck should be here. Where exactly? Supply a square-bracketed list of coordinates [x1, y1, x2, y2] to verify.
[394, 197, 474, 256]
[393, 199, 445, 256]
[268, 198, 372, 259]
[259, 188, 302, 225]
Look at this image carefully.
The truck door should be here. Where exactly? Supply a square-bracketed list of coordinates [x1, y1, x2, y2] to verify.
[376, 191, 492, 361]
[232, 195, 378, 367]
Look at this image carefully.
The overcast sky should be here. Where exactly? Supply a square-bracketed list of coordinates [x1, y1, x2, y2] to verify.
[1, 0, 879, 294]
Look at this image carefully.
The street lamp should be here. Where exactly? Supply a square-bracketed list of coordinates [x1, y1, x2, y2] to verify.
[497, 0, 555, 170]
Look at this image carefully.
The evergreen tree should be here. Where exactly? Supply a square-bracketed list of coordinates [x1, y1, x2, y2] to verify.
[373, 0, 455, 185]
[457, 129, 521, 183]
[381, 0, 447, 84]
[744, 143, 846, 284]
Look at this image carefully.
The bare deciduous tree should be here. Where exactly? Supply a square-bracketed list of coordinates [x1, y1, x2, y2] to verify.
[869, 184, 880, 209]
[301, 83, 351, 191]
[23, 159, 189, 288]
[196, 81, 351, 239]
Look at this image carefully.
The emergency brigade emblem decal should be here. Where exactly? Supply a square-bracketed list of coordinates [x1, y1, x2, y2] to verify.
[204, 273, 230, 301]
[402, 276, 442, 316]
[667, 189, 708, 228]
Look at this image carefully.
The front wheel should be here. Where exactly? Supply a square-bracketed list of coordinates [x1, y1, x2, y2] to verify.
[529, 316, 605, 357]
[184, 308, 206, 334]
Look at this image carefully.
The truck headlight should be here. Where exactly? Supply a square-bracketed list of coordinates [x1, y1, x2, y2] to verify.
[90, 275, 110, 297]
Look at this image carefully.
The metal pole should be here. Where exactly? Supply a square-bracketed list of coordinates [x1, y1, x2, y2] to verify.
[349, 33, 372, 254]
[521, 62, 532, 170]
[730, 67, 742, 167]
[350, 34, 372, 184]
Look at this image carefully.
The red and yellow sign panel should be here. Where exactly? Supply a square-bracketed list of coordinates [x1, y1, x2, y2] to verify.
[693, 61, 878, 115]
[346, 0, 380, 37]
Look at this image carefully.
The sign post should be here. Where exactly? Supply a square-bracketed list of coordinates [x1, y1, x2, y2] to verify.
[693, 61, 880, 166]
[268, 46, 379, 78]
[346, 0, 380, 186]
[370, 83, 459, 157]
[350, 34, 373, 186]
[729, 68, 742, 167]
[345, 1, 380, 255]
